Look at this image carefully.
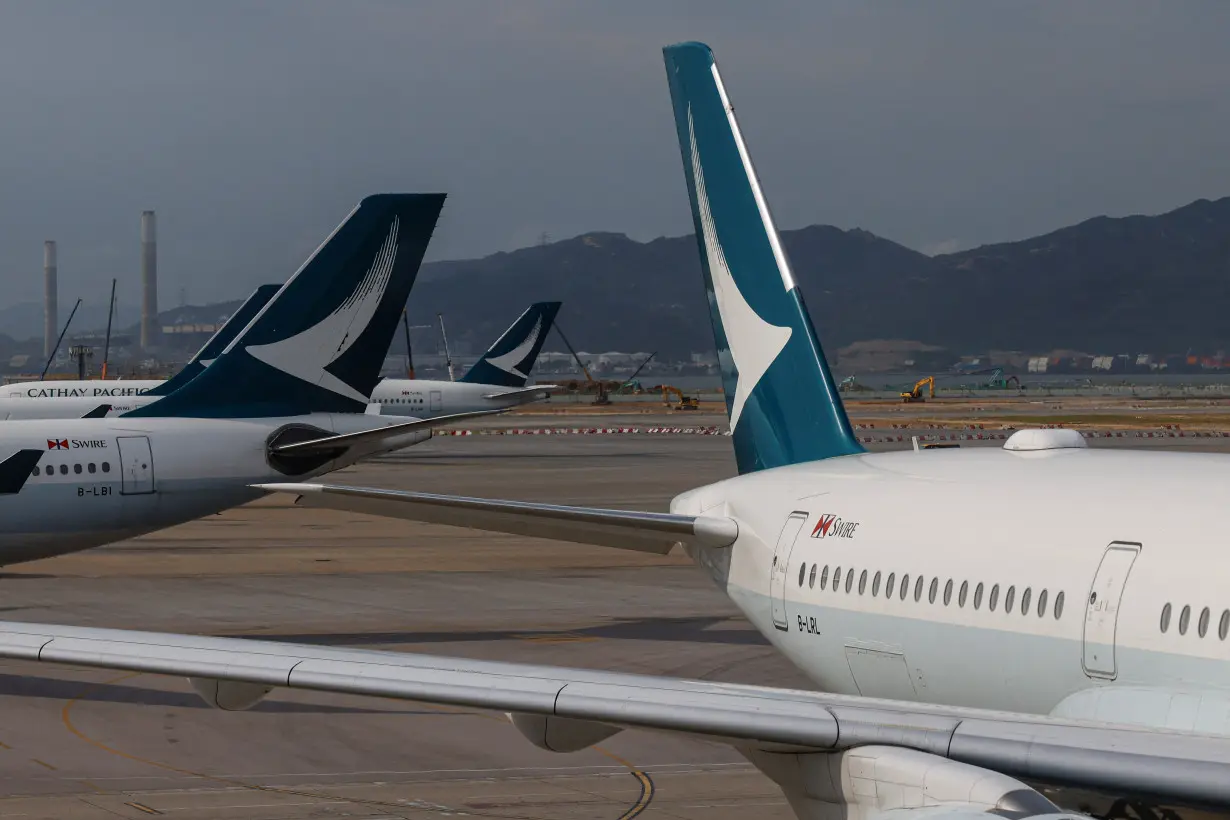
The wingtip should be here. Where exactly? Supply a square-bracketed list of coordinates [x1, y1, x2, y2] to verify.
[252, 483, 325, 494]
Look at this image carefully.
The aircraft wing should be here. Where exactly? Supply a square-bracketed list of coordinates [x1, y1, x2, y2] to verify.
[269, 409, 506, 456]
[481, 384, 558, 403]
[0, 619, 1227, 810]
[253, 483, 737, 554]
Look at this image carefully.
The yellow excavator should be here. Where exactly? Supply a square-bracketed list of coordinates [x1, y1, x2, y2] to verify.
[900, 376, 935, 403]
[662, 385, 700, 410]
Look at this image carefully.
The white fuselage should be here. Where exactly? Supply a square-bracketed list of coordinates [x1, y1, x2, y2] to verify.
[0, 413, 424, 565]
[0, 379, 546, 421]
[672, 445, 1230, 731]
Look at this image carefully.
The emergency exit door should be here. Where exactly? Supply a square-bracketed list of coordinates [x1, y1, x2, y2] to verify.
[429, 390, 443, 413]
[116, 436, 155, 495]
[1083, 542, 1140, 679]
[770, 512, 809, 631]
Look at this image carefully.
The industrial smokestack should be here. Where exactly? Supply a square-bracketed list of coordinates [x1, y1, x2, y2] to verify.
[140, 210, 157, 349]
[43, 241, 57, 358]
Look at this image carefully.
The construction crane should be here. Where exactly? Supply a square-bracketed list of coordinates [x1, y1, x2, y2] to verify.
[662, 385, 700, 410]
[553, 323, 610, 405]
[900, 376, 935, 403]
[617, 352, 656, 394]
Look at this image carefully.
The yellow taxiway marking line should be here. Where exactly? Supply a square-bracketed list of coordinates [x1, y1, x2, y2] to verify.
[29, 759, 56, 771]
[124, 801, 161, 815]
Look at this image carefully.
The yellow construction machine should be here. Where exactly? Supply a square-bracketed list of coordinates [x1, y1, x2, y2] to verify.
[662, 385, 700, 411]
[900, 376, 935, 403]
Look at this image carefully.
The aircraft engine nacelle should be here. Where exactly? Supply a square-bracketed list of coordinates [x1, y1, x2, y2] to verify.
[189, 677, 274, 711]
[508, 713, 621, 752]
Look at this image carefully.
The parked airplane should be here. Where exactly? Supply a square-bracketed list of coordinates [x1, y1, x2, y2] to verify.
[0, 284, 280, 415]
[368, 300, 561, 417]
[0, 193, 493, 565]
[0, 299, 559, 421]
[2, 45, 1224, 820]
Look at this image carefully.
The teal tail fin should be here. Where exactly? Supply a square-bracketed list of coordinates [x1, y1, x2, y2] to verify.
[143, 284, 280, 398]
[458, 302, 561, 387]
[128, 194, 445, 418]
[662, 42, 861, 474]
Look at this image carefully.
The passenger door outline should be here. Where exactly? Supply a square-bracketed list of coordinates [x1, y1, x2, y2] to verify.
[770, 511, 809, 631]
[1082, 541, 1141, 679]
[115, 436, 155, 495]
[429, 390, 443, 413]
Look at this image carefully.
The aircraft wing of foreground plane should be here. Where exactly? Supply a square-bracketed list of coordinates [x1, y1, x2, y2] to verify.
[3, 42, 1229, 820]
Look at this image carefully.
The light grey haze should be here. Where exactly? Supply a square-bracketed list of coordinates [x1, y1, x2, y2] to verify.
[1, 1, 1229, 316]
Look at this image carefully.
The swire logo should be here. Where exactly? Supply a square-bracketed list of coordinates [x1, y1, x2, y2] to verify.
[47, 439, 68, 450]
[811, 514, 859, 540]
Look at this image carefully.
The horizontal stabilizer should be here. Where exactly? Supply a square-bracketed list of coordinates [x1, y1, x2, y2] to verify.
[253, 483, 738, 554]
[269, 408, 506, 456]
[482, 385, 558, 403]
[81, 404, 111, 419]
[0, 449, 42, 494]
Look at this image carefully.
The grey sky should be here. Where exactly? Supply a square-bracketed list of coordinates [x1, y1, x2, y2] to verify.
[2, 1, 1229, 313]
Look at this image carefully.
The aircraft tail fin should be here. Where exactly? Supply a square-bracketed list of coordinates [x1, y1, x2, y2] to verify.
[662, 42, 861, 474]
[142, 284, 280, 398]
[128, 194, 445, 418]
[458, 302, 561, 387]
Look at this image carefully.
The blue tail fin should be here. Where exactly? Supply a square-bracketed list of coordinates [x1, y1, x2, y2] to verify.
[129, 194, 445, 418]
[458, 301, 562, 387]
[142, 284, 280, 398]
[663, 42, 861, 474]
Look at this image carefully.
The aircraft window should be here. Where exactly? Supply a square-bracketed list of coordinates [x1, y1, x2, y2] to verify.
[943, 579, 953, 606]
[974, 582, 984, 610]
[59, 464, 68, 475]
[858, 570, 868, 595]
[1053, 591, 1064, 620]
[871, 571, 881, 597]
[88, 463, 96, 474]
[1199, 607, 1211, 638]
[845, 569, 855, 594]
[914, 575, 924, 603]
[820, 565, 829, 590]
[833, 567, 842, 592]
[886, 572, 896, 598]
[1021, 588, 1032, 616]
[900, 574, 910, 601]
[808, 564, 817, 589]
[928, 578, 938, 604]
[989, 584, 1000, 612]
[1220, 610, 1230, 641]
[798, 563, 807, 587]
[1005, 586, 1016, 614]
[73, 463, 82, 474]
[31, 466, 39, 476]
[1179, 605, 1191, 636]
[958, 580, 968, 608]
[1160, 603, 1171, 633]
[102, 462, 110, 473]
[1037, 589, 1048, 618]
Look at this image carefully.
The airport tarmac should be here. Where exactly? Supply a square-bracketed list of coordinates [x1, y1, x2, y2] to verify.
[0, 421, 1227, 819]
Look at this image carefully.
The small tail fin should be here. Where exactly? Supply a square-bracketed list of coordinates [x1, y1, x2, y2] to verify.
[662, 42, 861, 474]
[129, 194, 445, 418]
[458, 301, 561, 387]
[142, 284, 280, 398]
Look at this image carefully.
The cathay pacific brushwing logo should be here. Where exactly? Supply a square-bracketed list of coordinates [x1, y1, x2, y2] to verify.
[245, 217, 400, 402]
[484, 315, 544, 380]
[687, 107, 791, 431]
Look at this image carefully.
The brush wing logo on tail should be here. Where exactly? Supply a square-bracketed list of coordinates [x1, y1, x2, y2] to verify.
[246, 218, 400, 402]
[484, 316, 544, 379]
[688, 108, 791, 431]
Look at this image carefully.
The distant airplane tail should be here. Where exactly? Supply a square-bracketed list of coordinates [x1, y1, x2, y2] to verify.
[128, 194, 445, 418]
[142, 284, 280, 398]
[458, 302, 562, 387]
[662, 42, 861, 474]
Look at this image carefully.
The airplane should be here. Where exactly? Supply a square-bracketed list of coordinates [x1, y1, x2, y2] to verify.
[0, 299, 560, 421]
[1, 44, 1227, 820]
[0, 192, 498, 566]
[0, 284, 281, 416]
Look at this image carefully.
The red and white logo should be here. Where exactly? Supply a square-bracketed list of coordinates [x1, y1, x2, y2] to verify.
[811, 514, 836, 538]
[46, 439, 68, 450]
[811, 513, 859, 540]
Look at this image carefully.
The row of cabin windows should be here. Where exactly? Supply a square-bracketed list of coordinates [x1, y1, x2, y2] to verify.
[1159, 603, 1230, 640]
[31, 462, 111, 476]
[387, 396, 426, 404]
[797, 562, 1065, 620]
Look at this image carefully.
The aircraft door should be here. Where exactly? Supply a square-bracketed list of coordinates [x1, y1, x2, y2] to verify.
[770, 511, 809, 631]
[116, 436, 155, 495]
[1082, 542, 1140, 679]
[429, 390, 443, 413]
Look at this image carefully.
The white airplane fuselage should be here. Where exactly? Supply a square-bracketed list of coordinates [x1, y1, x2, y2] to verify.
[4, 380, 161, 399]
[673, 443, 1230, 729]
[0, 413, 423, 565]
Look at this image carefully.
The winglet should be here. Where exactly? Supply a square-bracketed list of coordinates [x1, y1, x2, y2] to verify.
[663, 42, 861, 473]
[459, 302, 562, 387]
[0, 450, 43, 494]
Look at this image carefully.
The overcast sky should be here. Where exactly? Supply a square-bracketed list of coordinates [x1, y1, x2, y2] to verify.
[1, 1, 1228, 312]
